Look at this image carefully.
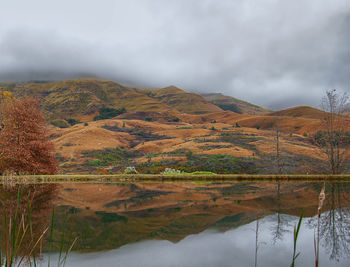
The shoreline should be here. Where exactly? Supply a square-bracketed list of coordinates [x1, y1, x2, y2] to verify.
[1, 174, 350, 183]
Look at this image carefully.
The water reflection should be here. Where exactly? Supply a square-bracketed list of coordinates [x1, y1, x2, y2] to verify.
[41, 216, 350, 267]
[307, 183, 350, 261]
[1, 181, 350, 266]
[270, 182, 291, 243]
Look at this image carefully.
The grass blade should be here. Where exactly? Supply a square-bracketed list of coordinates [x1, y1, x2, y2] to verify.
[291, 210, 303, 267]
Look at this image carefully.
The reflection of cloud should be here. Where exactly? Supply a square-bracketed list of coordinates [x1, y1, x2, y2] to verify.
[42, 216, 350, 267]
[0, 1, 350, 109]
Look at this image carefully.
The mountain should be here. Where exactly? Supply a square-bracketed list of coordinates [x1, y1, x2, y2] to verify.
[0, 79, 222, 124]
[201, 93, 269, 115]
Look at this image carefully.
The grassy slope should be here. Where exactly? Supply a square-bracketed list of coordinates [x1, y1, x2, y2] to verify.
[50, 117, 328, 175]
[141, 86, 223, 114]
[268, 106, 327, 119]
[202, 93, 270, 115]
[5, 79, 173, 121]
[1, 80, 224, 122]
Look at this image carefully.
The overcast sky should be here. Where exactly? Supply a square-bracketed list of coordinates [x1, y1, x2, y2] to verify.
[0, 0, 349, 109]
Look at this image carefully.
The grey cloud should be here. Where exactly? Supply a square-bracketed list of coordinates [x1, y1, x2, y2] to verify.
[0, 0, 349, 110]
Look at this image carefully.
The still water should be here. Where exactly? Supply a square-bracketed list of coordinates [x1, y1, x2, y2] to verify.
[1, 181, 349, 266]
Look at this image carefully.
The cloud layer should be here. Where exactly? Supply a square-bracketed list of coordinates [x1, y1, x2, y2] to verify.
[0, 0, 349, 109]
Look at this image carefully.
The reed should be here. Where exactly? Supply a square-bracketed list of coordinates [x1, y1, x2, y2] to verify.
[290, 210, 303, 267]
[0, 186, 76, 266]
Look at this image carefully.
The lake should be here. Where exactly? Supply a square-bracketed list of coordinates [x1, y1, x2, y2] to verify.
[0, 181, 349, 266]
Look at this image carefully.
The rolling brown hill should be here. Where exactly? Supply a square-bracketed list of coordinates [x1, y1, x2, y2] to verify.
[268, 106, 327, 119]
[2, 78, 349, 175]
[141, 86, 223, 114]
[50, 115, 331, 175]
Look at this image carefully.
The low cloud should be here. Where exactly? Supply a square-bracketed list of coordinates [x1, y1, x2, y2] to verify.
[0, 0, 349, 109]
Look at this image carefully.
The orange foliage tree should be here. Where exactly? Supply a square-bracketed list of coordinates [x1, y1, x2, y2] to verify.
[0, 97, 58, 174]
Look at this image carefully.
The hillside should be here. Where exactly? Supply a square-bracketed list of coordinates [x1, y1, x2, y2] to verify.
[268, 106, 327, 119]
[202, 93, 269, 115]
[1, 79, 170, 122]
[50, 115, 331, 175]
[0, 79, 223, 124]
[141, 86, 223, 114]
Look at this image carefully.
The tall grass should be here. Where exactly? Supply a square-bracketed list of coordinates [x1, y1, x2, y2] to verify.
[0, 186, 77, 266]
[290, 210, 303, 267]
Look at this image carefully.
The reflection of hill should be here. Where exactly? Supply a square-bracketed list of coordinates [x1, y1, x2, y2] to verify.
[52, 182, 350, 252]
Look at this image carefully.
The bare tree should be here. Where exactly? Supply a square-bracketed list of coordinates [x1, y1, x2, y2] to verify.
[313, 89, 350, 174]
[274, 119, 284, 174]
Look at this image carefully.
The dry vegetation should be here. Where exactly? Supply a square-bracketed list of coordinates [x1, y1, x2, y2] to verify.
[49, 111, 339, 175]
[1, 79, 350, 175]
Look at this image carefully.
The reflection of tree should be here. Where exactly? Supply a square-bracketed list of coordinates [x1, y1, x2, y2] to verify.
[0, 184, 57, 257]
[255, 217, 259, 267]
[271, 182, 290, 243]
[308, 183, 350, 261]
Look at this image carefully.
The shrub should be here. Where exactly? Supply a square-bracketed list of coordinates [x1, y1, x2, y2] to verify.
[93, 107, 126, 121]
[235, 122, 241, 128]
[65, 118, 80, 126]
[303, 132, 308, 137]
[84, 122, 88, 126]
[63, 142, 73, 146]
[256, 125, 261, 130]
[185, 150, 193, 159]
[145, 116, 153, 122]
[168, 117, 180, 122]
[176, 126, 192, 129]
[50, 119, 70, 128]
[124, 166, 138, 174]
[87, 159, 104, 166]
[161, 168, 182, 174]
[55, 153, 65, 162]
